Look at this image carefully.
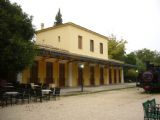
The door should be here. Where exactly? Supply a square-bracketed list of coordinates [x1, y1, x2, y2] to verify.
[59, 63, 65, 87]
[114, 69, 117, 84]
[100, 67, 104, 85]
[46, 62, 53, 84]
[119, 69, 121, 83]
[90, 66, 95, 86]
[78, 67, 83, 86]
[30, 61, 39, 84]
[109, 68, 112, 84]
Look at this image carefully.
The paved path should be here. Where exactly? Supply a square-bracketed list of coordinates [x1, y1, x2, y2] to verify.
[1, 87, 160, 120]
[61, 83, 136, 96]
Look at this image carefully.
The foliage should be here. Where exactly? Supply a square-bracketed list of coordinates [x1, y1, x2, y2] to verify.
[0, 0, 37, 81]
[54, 8, 63, 26]
[124, 52, 136, 65]
[124, 68, 138, 82]
[133, 48, 160, 72]
[108, 34, 127, 61]
[124, 48, 160, 80]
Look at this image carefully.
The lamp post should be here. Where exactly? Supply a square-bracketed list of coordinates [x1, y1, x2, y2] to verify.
[79, 64, 84, 92]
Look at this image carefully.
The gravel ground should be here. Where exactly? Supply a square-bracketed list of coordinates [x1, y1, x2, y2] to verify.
[0, 88, 160, 120]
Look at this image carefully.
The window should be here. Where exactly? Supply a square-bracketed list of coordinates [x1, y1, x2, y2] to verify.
[58, 36, 60, 42]
[100, 43, 103, 54]
[90, 40, 94, 52]
[78, 36, 82, 49]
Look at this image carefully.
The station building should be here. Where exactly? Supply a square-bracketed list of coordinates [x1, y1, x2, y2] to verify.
[21, 22, 125, 87]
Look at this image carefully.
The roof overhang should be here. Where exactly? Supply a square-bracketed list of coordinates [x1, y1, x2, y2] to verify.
[37, 47, 135, 67]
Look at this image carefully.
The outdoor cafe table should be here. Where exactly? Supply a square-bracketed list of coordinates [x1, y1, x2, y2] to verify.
[4, 85, 14, 89]
[42, 89, 51, 95]
[4, 91, 19, 105]
[4, 86, 14, 88]
[31, 84, 39, 89]
[42, 89, 51, 100]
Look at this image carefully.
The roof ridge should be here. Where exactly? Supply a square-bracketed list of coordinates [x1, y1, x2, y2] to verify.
[36, 22, 109, 40]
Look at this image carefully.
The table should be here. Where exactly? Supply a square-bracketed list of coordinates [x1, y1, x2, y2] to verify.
[4, 86, 14, 89]
[42, 89, 51, 100]
[3, 86, 14, 91]
[42, 89, 51, 95]
[31, 84, 39, 89]
[5, 92, 19, 105]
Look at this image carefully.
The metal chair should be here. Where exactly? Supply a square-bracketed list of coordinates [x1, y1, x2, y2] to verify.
[53, 87, 61, 100]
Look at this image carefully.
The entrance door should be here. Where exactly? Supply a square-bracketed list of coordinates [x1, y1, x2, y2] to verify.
[78, 67, 83, 86]
[119, 69, 121, 83]
[30, 61, 39, 84]
[114, 69, 117, 84]
[59, 63, 65, 87]
[46, 62, 53, 84]
[100, 67, 104, 85]
[90, 66, 95, 86]
[109, 68, 112, 84]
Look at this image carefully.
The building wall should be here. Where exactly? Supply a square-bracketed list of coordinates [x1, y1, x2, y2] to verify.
[83, 64, 90, 86]
[95, 65, 100, 85]
[67, 25, 108, 60]
[36, 24, 108, 60]
[21, 59, 124, 87]
[22, 68, 30, 84]
[36, 26, 71, 51]
[21, 23, 124, 87]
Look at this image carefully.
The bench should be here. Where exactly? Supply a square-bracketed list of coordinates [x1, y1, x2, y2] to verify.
[143, 99, 160, 120]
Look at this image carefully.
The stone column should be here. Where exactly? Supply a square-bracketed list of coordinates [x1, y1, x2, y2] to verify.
[121, 67, 124, 83]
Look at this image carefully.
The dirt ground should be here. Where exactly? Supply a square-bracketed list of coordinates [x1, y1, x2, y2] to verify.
[0, 88, 160, 120]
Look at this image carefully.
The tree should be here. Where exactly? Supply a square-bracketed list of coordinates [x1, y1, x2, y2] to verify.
[108, 34, 127, 61]
[125, 52, 136, 65]
[54, 8, 63, 26]
[125, 48, 160, 77]
[133, 48, 159, 72]
[0, 0, 37, 81]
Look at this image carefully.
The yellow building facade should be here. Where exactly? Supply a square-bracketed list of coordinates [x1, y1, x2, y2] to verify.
[21, 22, 124, 87]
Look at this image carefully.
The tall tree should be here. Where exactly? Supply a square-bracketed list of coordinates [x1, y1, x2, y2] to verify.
[124, 52, 137, 82]
[132, 48, 160, 72]
[125, 52, 136, 65]
[108, 34, 127, 61]
[0, 0, 37, 81]
[54, 8, 63, 26]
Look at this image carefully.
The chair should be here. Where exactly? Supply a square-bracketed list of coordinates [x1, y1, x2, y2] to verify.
[17, 84, 30, 104]
[143, 99, 160, 120]
[0, 88, 7, 107]
[34, 87, 43, 102]
[53, 87, 61, 100]
[149, 98, 160, 108]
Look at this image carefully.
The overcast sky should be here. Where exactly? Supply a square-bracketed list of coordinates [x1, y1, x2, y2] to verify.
[10, 0, 160, 53]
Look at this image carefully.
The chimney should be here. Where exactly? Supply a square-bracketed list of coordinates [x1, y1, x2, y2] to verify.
[41, 23, 44, 29]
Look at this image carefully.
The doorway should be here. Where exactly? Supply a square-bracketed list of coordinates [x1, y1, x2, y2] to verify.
[46, 62, 53, 84]
[109, 68, 112, 84]
[30, 61, 39, 84]
[78, 67, 83, 86]
[114, 69, 117, 84]
[59, 63, 65, 87]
